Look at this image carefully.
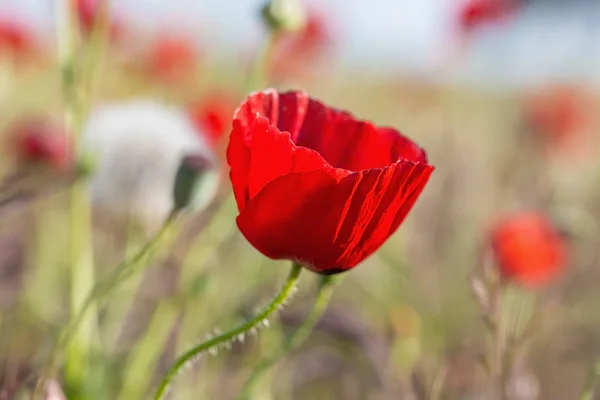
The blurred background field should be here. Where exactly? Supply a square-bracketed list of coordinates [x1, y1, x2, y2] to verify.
[1, 0, 600, 399]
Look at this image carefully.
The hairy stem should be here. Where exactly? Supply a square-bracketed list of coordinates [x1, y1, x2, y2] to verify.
[238, 274, 339, 400]
[152, 263, 303, 400]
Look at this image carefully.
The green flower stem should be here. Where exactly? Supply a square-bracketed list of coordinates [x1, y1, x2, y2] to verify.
[245, 31, 281, 94]
[238, 273, 339, 400]
[35, 215, 177, 399]
[81, 0, 110, 105]
[55, 0, 98, 389]
[152, 263, 303, 400]
[580, 357, 600, 400]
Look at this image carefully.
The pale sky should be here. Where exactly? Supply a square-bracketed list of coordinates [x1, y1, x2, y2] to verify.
[1, 0, 600, 88]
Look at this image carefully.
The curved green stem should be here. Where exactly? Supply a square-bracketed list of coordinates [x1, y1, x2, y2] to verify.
[152, 263, 303, 400]
[34, 215, 176, 399]
[237, 274, 339, 400]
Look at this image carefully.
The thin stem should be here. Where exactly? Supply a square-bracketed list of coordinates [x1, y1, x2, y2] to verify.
[237, 274, 338, 400]
[580, 357, 600, 400]
[55, 0, 98, 389]
[485, 276, 507, 400]
[35, 215, 176, 398]
[244, 31, 281, 94]
[152, 263, 303, 400]
[81, 0, 110, 106]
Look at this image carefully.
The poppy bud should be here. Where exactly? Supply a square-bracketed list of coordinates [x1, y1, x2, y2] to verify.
[173, 154, 219, 213]
[260, 0, 307, 34]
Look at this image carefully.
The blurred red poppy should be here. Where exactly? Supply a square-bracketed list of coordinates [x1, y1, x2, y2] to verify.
[75, 0, 122, 39]
[227, 89, 434, 275]
[11, 120, 71, 171]
[270, 10, 331, 81]
[0, 18, 37, 60]
[147, 35, 198, 83]
[524, 86, 593, 157]
[188, 92, 236, 148]
[458, 0, 521, 34]
[490, 212, 568, 287]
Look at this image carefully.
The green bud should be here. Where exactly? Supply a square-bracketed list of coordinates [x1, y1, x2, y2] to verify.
[261, 0, 307, 33]
[173, 154, 220, 213]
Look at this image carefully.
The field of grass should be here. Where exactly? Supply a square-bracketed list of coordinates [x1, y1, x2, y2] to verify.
[1, 3, 600, 400]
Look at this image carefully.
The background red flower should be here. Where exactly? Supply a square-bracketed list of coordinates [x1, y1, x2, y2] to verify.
[270, 10, 332, 81]
[523, 85, 594, 159]
[75, 0, 122, 39]
[227, 89, 434, 275]
[0, 18, 37, 60]
[188, 92, 236, 149]
[8, 119, 71, 171]
[489, 211, 568, 287]
[458, 0, 521, 34]
[147, 35, 198, 83]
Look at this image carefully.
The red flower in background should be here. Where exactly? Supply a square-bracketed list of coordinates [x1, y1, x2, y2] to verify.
[75, 0, 122, 39]
[442, 0, 521, 70]
[490, 212, 568, 287]
[188, 92, 236, 149]
[11, 120, 71, 171]
[147, 35, 198, 83]
[458, 0, 521, 34]
[0, 18, 37, 60]
[524, 85, 593, 157]
[227, 89, 434, 275]
[270, 10, 332, 81]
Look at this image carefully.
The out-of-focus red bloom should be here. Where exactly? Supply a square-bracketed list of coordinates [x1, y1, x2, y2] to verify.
[490, 212, 568, 287]
[458, 0, 521, 34]
[12, 120, 71, 171]
[147, 35, 198, 83]
[188, 92, 236, 148]
[227, 89, 434, 275]
[75, 0, 122, 39]
[270, 10, 331, 81]
[443, 0, 521, 68]
[524, 86, 593, 157]
[0, 18, 36, 59]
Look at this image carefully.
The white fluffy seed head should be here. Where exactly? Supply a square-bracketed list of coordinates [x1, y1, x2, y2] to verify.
[81, 99, 218, 234]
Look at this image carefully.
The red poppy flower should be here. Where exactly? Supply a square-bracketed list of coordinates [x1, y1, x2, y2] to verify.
[188, 92, 236, 148]
[11, 120, 71, 171]
[524, 85, 593, 157]
[458, 0, 521, 33]
[147, 35, 198, 83]
[227, 89, 434, 275]
[490, 212, 568, 287]
[0, 18, 36, 59]
[75, 0, 122, 39]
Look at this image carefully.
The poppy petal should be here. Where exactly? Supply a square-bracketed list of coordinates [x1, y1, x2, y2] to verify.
[236, 161, 433, 274]
[237, 90, 429, 171]
[227, 120, 252, 210]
